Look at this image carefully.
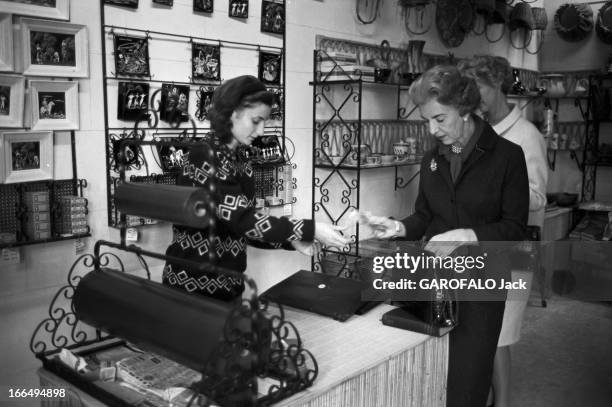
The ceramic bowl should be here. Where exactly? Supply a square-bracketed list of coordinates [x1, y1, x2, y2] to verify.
[380, 154, 396, 164]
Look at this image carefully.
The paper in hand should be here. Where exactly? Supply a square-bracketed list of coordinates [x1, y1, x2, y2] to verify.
[340, 208, 379, 241]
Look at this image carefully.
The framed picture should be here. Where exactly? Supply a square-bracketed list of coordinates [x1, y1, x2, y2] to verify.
[268, 87, 283, 121]
[20, 18, 89, 78]
[194, 0, 213, 13]
[160, 83, 190, 123]
[0, 130, 53, 184]
[0, 14, 14, 72]
[192, 43, 220, 82]
[114, 34, 150, 77]
[155, 137, 190, 172]
[195, 85, 214, 121]
[29, 80, 79, 130]
[229, 0, 248, 18]
[0, 75, 25, 128]
[153, 0, 173, 5]
[104, 0, 138, 8]
[261, 0, 284, 34]
[258, 51, 281, 85]
[0, 0, 69, 21]
[117, 81, 149, 121]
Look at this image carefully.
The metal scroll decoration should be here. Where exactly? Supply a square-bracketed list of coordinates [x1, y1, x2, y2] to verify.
[29, 253, 125, 357]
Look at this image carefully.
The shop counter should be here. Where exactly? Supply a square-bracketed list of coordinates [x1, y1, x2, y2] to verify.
[38, 304, 448, 407]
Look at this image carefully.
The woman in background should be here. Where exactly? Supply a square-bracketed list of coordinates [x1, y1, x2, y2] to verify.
[163, 75, 348, 301]
[459, 55, 548, 407]
[365, 65, 529, 407]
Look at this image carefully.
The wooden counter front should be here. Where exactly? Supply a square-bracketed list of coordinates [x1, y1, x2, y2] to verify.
[39, 304, 448, 407]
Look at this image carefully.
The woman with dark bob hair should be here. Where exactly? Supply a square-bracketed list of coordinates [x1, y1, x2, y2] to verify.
[163, 75, 348, 301]
[364, 65, 529, 407]
[459, 55, 548, 407]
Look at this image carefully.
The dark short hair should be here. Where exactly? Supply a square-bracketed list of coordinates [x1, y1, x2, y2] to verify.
[408, 65, 481, 116]
[208, 75, 275, 143]
[458, 55, 514, 95]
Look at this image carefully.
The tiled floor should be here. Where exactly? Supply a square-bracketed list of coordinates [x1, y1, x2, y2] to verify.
[510, 297, 612, 407]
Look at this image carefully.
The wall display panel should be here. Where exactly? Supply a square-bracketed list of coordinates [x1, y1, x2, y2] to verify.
[0, 0, 69, 21]
[29, 80, 79, 130]
[104, 0, 138, 8]
[19, 18, 89, 78]
[258, 51, 281, 85]
[193, 0, 213, 13]
[0, 14, 14, 72]
[192, 43, 221, 82]
[261, 0, 284, 34]
[0, 75, 25, 128]
[113, 34, 150, 77]
[229, 0, 248, 19]
[1, 130, 53, 184]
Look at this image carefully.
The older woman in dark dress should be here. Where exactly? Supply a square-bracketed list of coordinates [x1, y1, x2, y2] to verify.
[366, 65, 529, 407]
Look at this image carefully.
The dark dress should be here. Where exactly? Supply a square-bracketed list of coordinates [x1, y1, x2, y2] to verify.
[399, 115, 529, 407]
[163, 138, 314, 301]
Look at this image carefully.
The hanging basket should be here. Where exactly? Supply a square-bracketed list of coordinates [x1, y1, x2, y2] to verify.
[508, 2, 535, 31]
[489, 0, 509, 25]
[554, 3, 594, 43]
[474, 0, 495, 16]
[596, 1, 612, 45]
[400, 0, 434, 35]
[531, 7, 548, 31]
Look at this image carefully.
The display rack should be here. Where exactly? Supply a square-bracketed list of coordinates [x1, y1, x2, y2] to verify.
[580, 73, 612, 201]
[99, 2, 290, 227]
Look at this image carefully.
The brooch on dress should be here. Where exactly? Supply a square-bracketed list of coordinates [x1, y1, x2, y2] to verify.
[430, 158, 437, 172]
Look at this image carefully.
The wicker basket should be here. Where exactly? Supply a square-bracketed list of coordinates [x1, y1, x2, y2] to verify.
[508, 1, 535, 31]
[554, 3, 593, 42]
[489, 0, 509, 24]
[474, 0, 495, 16]
[532, 7, 548, 31]
[596, 1, 612, 44]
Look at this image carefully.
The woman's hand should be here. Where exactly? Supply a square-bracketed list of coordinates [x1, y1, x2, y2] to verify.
[291, 240, 320, 257]
[425, 228, 477, 257]
[361, 213, 405, 239]
[315, 222, 351, 249]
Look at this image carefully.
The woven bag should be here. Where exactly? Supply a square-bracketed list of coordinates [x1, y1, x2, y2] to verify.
[508, 1, 535, 31]
[554, 3, 594, 42]
[531, 7, 548, 31]
[596, 1, 612, 44]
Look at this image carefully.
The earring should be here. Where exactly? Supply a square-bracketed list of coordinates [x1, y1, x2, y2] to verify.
[463, 115, 468, 122]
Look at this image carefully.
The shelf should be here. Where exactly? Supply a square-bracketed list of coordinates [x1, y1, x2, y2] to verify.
[315, 159, 421, 170]
[310, 79, 411, 90]
[0, 232, 91, 250]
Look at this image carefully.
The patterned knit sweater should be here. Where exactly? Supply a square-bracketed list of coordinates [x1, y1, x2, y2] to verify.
[163, 139, 314, 301]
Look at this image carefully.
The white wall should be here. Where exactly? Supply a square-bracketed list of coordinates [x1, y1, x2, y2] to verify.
[0, 0, 542, 395]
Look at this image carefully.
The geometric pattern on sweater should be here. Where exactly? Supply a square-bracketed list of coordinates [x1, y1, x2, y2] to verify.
[244, 212, 273, 240]
[173, 229, 246, 258]
[287, 218, 305, 241]
[217, 194, 250, 221]
[163, 264, 241, 294]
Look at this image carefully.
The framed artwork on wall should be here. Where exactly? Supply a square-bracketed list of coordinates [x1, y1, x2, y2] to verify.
[192, 43, 221, 82]
[0, 0, 69, 21]
[104, 0, 138, 8]
[20, 18, 89, 78]
[261, 0, 284, 34]
[0, 75, 25, 128]
[258, 51, 281, 85]
[117, 81, 149, 121]
[229, 0, 248, 18]
[194, 0, 213, 13]
[155, 137, 191, 172]
[195, 85, 214, 121]
[268, 87, 283, 121]
[0, 130, 54, 184]
[160, 83, 190, 123]
[0, 14, 14, 72]
[114, 34, 150, 77]
[29, 80, 79, 130]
